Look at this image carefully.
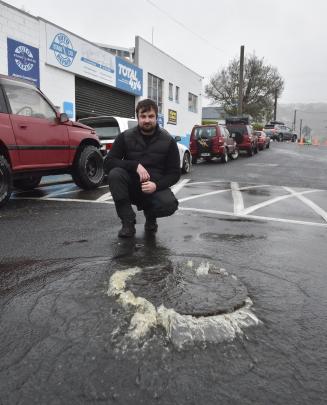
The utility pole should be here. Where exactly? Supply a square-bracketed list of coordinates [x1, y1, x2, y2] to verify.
[273, 89, 278, 121]
[238, 45, 244, 116]
[293, 109, 297, 132]
[299, 119, 303, 142]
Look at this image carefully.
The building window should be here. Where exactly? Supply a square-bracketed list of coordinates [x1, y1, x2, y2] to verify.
[188, 92, 198, 113]
[175, 86, 180, 103]
[168, 82, 173, 100]
[148, 73, 163, 114]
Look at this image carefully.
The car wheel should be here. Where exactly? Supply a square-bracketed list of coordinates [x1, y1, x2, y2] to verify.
[266, 141, 270, 149]
[292, 135, 297, 142]
[247, 146, 254, 157]
[191, 156, 197, 165]
[221, 148, 229, 163]
[14, 176, 42, 190]
[0, 155, 12, 207]
[230, 147, 239, 160]
[72, 145, 104, 190]
[278, 134, 283, 142]
[182, 152, 191, 174]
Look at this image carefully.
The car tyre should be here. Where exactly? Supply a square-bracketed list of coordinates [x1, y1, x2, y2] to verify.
[230, 147, 239, 160]
[247, 146, 254, 157]
[278, 134, 283, 142]
[182, 152, 191, 174]
[14, 176, 42, 190]
[0, 155, 12, 207]
[221, 148, 229, 164]
[72, 145, 104, 190]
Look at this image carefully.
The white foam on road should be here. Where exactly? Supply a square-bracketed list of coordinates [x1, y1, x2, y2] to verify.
[107, 263, 261, 349]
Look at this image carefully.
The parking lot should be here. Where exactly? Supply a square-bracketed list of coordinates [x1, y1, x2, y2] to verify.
[1, 143, 327, 404]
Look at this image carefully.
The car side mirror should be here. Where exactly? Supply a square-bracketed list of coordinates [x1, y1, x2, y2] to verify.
[59, 113, 69, 123]
[174, 135, 181, 142]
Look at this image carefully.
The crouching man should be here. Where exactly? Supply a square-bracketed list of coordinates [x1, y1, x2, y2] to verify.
[104, 99, 181, 238]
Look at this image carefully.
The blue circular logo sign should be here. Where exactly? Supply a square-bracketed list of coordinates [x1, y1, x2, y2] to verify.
[50, 33, 77, 67]
[14, 45, 35, 72]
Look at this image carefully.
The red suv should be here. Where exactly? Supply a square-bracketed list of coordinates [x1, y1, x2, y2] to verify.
[190, 124, 239, 164]
[0, 75, 104, 207]
[225, 117, 258, 156]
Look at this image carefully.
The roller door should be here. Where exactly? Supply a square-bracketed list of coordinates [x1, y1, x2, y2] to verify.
[75, 76, 135, 120]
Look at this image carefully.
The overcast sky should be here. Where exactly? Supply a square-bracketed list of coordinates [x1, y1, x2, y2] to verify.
[4, 0, 327, 104]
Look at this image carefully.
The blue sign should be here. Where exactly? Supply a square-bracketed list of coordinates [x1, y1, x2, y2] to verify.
[116, 57, 143, 96]
[157, 114, 164, 128]
[50, 33, 77, 67]
[63, 101, 74, 118]
[7, 38, 40, 87]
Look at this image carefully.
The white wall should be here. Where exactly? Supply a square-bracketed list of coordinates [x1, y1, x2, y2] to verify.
[136, 36, 203, 146]
[0, 2, 75, 118]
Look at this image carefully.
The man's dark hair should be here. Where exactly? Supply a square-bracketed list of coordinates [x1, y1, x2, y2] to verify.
[136, 99, 158, 118]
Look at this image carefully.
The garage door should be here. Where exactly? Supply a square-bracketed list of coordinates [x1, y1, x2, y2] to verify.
[75, 76, 135, 120]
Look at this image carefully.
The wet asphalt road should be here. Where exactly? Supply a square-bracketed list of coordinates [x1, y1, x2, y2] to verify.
[1, 142, 327, 404]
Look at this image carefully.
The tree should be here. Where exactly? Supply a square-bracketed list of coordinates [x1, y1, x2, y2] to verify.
[205, 54, 284, 122]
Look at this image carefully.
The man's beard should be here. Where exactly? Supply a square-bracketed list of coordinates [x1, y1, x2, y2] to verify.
[139, 123, 156, 134]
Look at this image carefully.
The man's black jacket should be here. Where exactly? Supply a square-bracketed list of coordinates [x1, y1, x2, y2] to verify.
[104, 125, 181, 191]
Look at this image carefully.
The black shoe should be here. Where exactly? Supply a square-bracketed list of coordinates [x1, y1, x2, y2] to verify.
[144, 217, 158, 233]
[118, 220, 136, 238]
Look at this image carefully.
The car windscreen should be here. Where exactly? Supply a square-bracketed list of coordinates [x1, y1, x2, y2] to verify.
[81, 122, 120, 139]
[194, 127, 216, 139]
[128, 120, 137, 129]
[225, 125, 247, 135]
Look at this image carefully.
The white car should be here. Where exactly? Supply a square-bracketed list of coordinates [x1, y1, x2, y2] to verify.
[79, 116, 191, 174]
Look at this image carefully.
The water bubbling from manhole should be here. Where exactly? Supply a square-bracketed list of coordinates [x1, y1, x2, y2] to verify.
[107, 260, 261, 349]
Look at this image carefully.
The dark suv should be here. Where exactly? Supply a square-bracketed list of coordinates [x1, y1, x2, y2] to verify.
[225, 116, 258, 156]
[0, 75, 104, 207]
[263, 121, 297, 142]
[189, 124, 239, 164]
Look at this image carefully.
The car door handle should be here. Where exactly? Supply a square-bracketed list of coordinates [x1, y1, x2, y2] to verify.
[18, 123, 28, 128]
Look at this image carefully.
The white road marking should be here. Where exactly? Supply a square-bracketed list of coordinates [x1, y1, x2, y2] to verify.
[19, 197, 115, 204]
[171, 179, 190, 195]
[231, 182, 244, 214]
[284, 187, 327, 222]
[241, 189, 322, 215]
[178, 184, 268, 203]
[179, 207, 327, 228]
[96, 192, 112, 202]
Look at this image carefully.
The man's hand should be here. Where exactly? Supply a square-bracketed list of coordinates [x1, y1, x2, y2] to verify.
[137, 164, 150, 183]
[141, 181, 157, 194]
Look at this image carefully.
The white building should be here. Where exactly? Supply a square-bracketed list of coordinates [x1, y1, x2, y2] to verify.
[0, 0, 202, 146]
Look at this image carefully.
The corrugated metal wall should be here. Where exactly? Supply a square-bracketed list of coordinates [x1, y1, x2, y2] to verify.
[75, 77, 135, 120]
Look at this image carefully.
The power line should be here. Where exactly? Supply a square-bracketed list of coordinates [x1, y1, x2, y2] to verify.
[145, 0, 226, 54]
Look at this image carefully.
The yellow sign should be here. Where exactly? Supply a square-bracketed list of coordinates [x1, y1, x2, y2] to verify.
[168, 109, 177, 124]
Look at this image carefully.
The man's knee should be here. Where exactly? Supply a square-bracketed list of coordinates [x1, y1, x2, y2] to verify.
[108, 167, 129, 184]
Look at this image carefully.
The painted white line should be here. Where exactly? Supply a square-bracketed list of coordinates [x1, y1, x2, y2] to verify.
[187, 180, 226, 186]
[242, 189, 322, 215]
[179, 206, 327, 228]
[178, 184, 268, 203]
[96, 192, 112, 202]
[284, 187, 327, 222]
[231, 182, 244, 214]
[171, 179, 190, 195]
[18, 197, 115, 204]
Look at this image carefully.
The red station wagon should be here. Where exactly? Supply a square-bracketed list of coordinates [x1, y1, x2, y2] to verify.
[0, 75, 104, 207]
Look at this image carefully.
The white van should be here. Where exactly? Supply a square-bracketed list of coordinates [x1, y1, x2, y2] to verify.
[79, 116, 191, 174]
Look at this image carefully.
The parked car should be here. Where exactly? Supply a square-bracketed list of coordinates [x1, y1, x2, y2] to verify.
[225, 117, 259, 156]
[78, 116, 192, 174]
[189, 124, 239, 164]
[0, 74, 104, 207]
[254, 130, 270, 150]
[263, 122, 297, 142]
